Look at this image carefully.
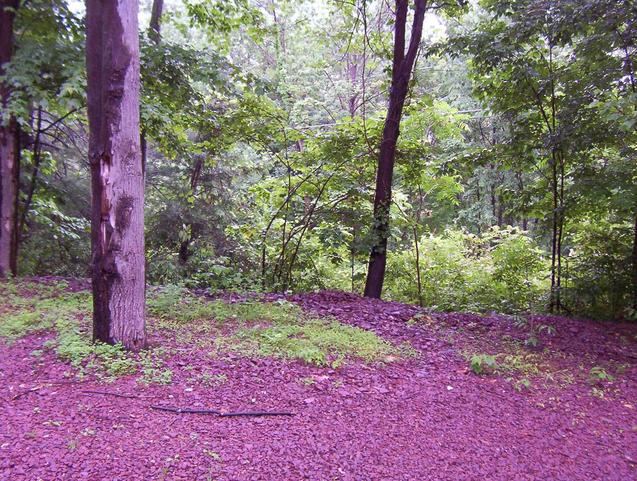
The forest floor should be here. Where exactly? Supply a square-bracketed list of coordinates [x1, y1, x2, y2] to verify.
[1, 278, 637, 481]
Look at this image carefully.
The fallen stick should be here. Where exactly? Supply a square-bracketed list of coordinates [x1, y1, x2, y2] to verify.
[151, 405, 294, 417]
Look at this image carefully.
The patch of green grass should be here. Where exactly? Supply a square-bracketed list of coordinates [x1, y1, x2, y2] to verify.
[0, 281, 151, 381]
[150, 286, 409, 367]
[3, 281, 411, 373]
[148, 287, 304, 328]
[147, 286, 220, 325]
[0, 287, 90, 340]
[217, 318, 402, 367]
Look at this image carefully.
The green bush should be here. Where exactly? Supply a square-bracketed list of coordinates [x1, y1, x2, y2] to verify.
[563, 220, 634, 320]
[384, 227, 549, 314]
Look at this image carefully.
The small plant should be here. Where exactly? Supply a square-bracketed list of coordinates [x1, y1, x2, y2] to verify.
[470, 354, 498, 375]
[514, 378, 532, 391]
[512, 316, 555, 347]
[589, 366, 614, 383]
[138, 351, 173, 385]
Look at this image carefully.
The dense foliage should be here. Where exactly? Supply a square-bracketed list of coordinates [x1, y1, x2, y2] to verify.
[3, 0, 636, 320]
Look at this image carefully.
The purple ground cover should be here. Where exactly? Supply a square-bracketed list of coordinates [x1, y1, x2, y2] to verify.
[2, 288, 636, 480]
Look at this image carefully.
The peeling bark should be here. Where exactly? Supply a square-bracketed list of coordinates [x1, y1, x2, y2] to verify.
[86, 0, 146, 350]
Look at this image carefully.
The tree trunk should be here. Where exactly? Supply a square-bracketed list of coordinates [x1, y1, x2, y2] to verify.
[364, 0, 427, 299]
[632, 213, 637, 311]
[0, 0, 19, 278]
[548, 151, 558, 313]
[20, 107, 42, 237]
[141, 0, 164, 174]
[86, 0, 146, 350]
[149, 0, 163, 43]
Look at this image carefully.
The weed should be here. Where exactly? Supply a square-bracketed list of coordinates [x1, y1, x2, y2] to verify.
[514, 378, 532, 391]
[499, 354, 541, 375]
[511, 315, 555, 347]
[469, 354, 498, 374]
[138, 351, 173, 385]
[589, 366, 614, 383]
[468, 351, 543, 376]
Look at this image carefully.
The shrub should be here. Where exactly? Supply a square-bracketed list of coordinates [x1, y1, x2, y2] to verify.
[384, 227, 548, 314]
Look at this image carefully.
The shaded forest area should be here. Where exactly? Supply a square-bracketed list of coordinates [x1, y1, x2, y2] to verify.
[1, 0, 636, 327]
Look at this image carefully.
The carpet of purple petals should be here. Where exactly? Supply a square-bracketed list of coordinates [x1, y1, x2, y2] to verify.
[2, 287, 637, 481]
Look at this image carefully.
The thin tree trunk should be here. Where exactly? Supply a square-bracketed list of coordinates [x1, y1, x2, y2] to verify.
[140, 0, 163, 175]
[86, 0, 146, 350]
[621, 38, 637, 312]
[0, 0, 19, 277]
[364, 0, 427, 298]
[413, 223, 423, 307]
[633, 213, 637, 311]
[149, 0, 163, 43]
[549, 150, 558, 313]
[19, 106, 43, 237]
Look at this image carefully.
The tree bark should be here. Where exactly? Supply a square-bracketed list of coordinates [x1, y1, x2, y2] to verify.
[364, 0, 427, 298]
[149, 0, 163, 43]
[86, 0, 146, 350]
[633, 213, 637, 311]
[141, 0, 164, 174]
[0, 0, 19, 278]
[19, 106, 42, 238]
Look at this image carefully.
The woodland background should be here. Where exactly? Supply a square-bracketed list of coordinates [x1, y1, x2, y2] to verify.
[2, 0, 636, 320]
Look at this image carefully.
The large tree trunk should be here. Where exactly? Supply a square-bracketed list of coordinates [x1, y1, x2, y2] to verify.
[363, 0, 427, 299]
[0, 0, 19, 278]
[86, 0, 146, 350]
